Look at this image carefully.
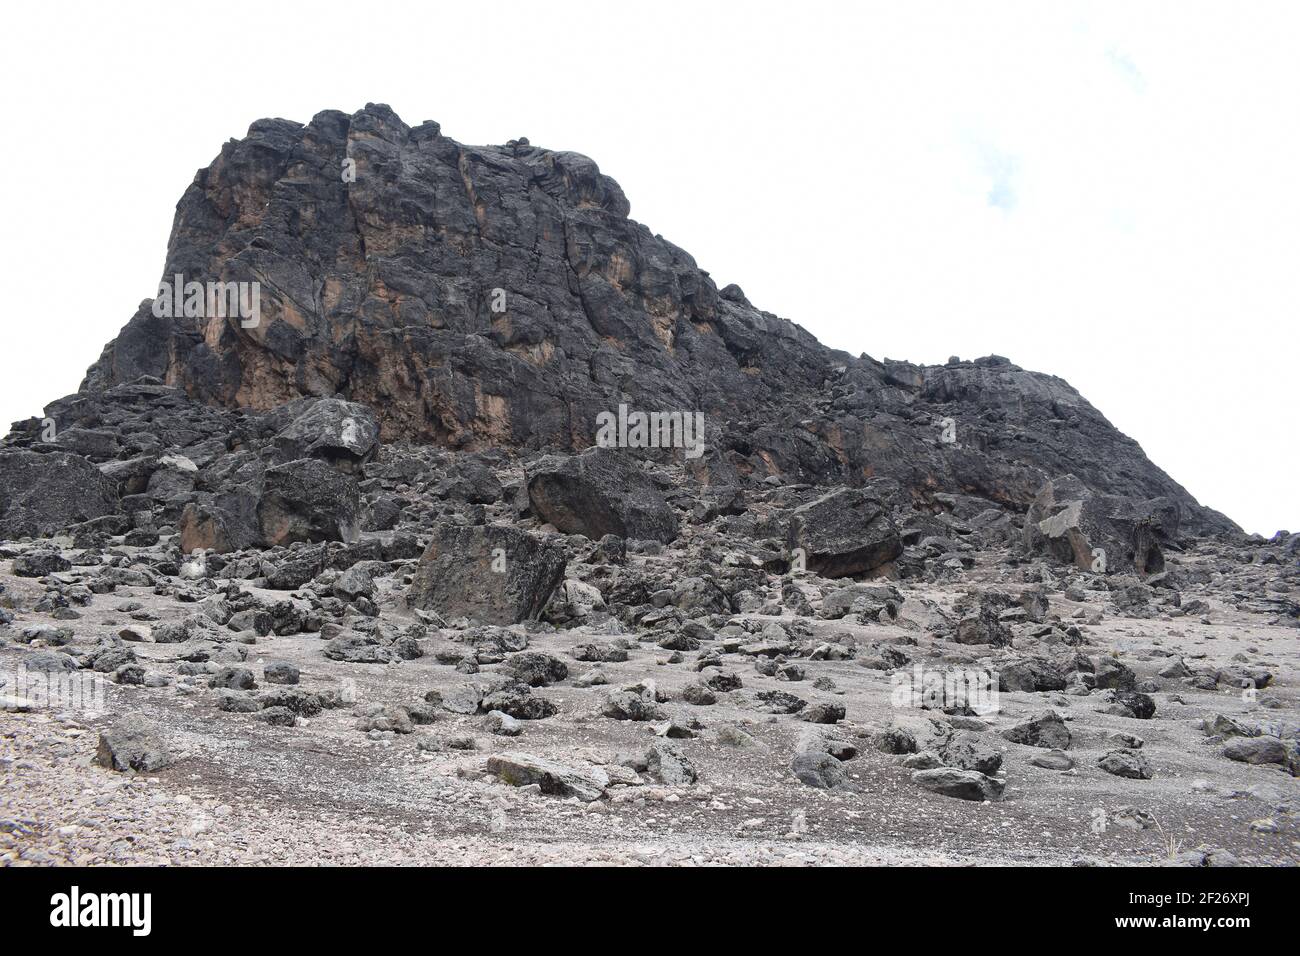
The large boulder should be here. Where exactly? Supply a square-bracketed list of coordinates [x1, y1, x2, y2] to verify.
[791, 751, 851, 789]
[1001, 711, 1072, 749]
[68, 106, 1234, 540]
[912, 767, 1004, 801]
[787, 487, 902, 578]
[436, 456, 504, 504]
[1221, 736, 1288, 766]
[486, 753, 609, 802]
[54, 427, 121, 462]
[257, 458, 360, 547]
[1023, 475, 1177, 576]
[180, 485, 262, 553]
[407, 523, 566, 625]
[272, 398, 380, 472]
[94, 718, 174, 773]
[0, 450, 118, 538]
[526, 448, 678, 543]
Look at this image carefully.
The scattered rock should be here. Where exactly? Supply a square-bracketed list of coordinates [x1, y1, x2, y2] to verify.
[94, 719, 173, 773]
[486, 753, 609, 802]
[912, 768, 1004, 801]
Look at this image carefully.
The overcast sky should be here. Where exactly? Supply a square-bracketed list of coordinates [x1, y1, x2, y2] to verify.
[1, 1, 1295, 534]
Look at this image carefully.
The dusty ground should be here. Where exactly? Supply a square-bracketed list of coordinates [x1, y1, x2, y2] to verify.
[1, 548, 1297, 867]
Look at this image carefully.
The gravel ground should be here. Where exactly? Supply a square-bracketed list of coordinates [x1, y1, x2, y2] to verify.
[2, 546, 1297, 867]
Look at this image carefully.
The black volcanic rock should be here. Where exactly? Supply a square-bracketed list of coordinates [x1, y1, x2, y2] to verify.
[1023, 474, 1176, 574]
[0, 449, 119, 538]
[270, 398, 380, 472]
[257, 458, 361, 547]
[59, 103, 1233, 538]
[407, 522, 566, 625]
[786, 487, 902, 578]
[527, 448, 678, 543]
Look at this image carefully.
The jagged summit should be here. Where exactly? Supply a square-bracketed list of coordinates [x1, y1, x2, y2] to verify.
[73, 103, 1231, 533]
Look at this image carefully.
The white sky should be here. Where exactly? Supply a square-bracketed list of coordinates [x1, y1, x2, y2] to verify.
[1, 0, 1296, 535]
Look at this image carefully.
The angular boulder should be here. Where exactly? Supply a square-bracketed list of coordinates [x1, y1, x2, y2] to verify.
[257, 458, 360, 547]
[486, 753, 609, 802]
[1221, 736, 1287, 766]
[1097, 749, 1154, 779]
[503, 651, 569, 687]
[272, 397, 380, 472]
[1001, 711, 1072, 749]
[791, 751, 850, 789]
[407, 523, 566, 625]
[94, 718, 174, 773]
[912, 767, 1004, 801]
[998, 657, 1068, 692]
[526, 448, 678, 543]
[942, 733, 1004, 775]
[12, 551, 71, 577]
[180, 485, 262, 553]
[1023, 475, 1177, 576]
[786, 488, 902, 578]
[0, 450, 118, 538]
[645, 742, 698, 786]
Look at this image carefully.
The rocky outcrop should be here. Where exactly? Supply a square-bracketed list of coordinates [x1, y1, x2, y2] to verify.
[269, 398, 380, 472]
[94, 718, 174, 773]
[1023, 474, 1178, 575]
[62, 104, 1235, 536]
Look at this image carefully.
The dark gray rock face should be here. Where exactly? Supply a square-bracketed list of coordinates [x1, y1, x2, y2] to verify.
[257, 458, 360, 547]
[271, 398, 380, 472]
[0, 450, 118, 538]
[912, 767, 1004, 801]
[1023, 474, 1179, 575]
[63, 103, 1233, 535]
[407, 523, 566, 625]
[787, 488, 902, 578]
[527, 448, 678, 543]
[791, 751, 850, 789]
[94, 718, 173, 772]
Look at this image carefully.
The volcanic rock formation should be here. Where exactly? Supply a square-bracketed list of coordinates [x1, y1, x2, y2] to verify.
[4, 106, 1296, 868]
[67, 103, 1232, 536]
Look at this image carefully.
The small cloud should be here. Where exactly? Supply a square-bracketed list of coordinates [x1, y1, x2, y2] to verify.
[978, 144, 1019, 212]
[1106, 47, 1146, 92]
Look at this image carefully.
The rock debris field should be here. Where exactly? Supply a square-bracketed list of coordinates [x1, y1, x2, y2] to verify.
[1, 105, 1296, 866]
[1, 391, 1296, 866]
